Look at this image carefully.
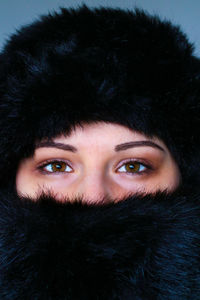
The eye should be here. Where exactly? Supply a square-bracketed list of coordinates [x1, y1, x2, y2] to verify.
[117, 160, 150, 175]
[38, 160, 72, 174]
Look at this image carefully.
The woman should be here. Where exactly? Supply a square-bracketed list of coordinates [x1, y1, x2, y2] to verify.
[0, 5, 200, 299]
[16, 121, 181, 203]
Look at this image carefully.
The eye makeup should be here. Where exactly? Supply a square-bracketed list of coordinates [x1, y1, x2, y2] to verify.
[36, 157, 154, 177]
[116, 158, 154, 176]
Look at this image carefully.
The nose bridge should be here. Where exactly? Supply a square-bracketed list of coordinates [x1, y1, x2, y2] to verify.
[77, 171, 110, 203]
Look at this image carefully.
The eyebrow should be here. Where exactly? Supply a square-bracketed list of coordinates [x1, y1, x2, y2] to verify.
[35, 140, 165, 153]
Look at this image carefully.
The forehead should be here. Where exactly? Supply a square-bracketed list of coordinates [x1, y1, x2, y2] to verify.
[55, 122, 145, 140]
[58, 122, 165, 143]
[35, 122, 167, 153]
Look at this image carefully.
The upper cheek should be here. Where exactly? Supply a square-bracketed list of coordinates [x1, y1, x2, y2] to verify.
[113, 165, 173, 195]
[112, 173, 155, 192]
[35, 173, 77, 190]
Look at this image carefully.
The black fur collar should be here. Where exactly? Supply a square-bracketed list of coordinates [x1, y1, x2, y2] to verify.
[0, 188, 200, 299]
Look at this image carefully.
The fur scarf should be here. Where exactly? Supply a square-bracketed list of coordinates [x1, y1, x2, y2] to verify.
[0, 187, 199, 299]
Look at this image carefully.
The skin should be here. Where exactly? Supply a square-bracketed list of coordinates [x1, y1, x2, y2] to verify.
[16, 122, 181, 204]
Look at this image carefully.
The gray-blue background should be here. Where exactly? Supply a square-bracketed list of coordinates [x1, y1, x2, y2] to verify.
[1, 0, 200, 57]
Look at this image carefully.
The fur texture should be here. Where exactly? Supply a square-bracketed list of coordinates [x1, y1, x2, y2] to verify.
[1, 4, 200, 299]
[0, 187, 200, 299]
[0, 5, 200, 189]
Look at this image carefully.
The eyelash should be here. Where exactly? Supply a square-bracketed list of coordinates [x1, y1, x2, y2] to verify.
[37, 158, 153, 176]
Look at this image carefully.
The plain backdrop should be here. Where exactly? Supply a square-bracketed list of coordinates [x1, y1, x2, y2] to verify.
[0, 0, 200, 57]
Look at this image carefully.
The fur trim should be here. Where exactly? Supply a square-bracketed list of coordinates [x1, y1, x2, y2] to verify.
[0, 187, 199, 299]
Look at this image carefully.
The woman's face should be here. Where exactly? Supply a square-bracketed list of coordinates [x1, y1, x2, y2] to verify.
[16, 122, 181, 204]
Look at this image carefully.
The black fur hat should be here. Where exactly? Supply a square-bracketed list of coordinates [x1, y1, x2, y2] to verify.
[0, 5, 200, 190]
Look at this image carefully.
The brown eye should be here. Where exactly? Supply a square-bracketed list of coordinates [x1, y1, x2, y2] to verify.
[118, 161, 146, 174]
[41, 161, 72, 173]
[125, 162, 140, 172]
[51, 162, 67, 172]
